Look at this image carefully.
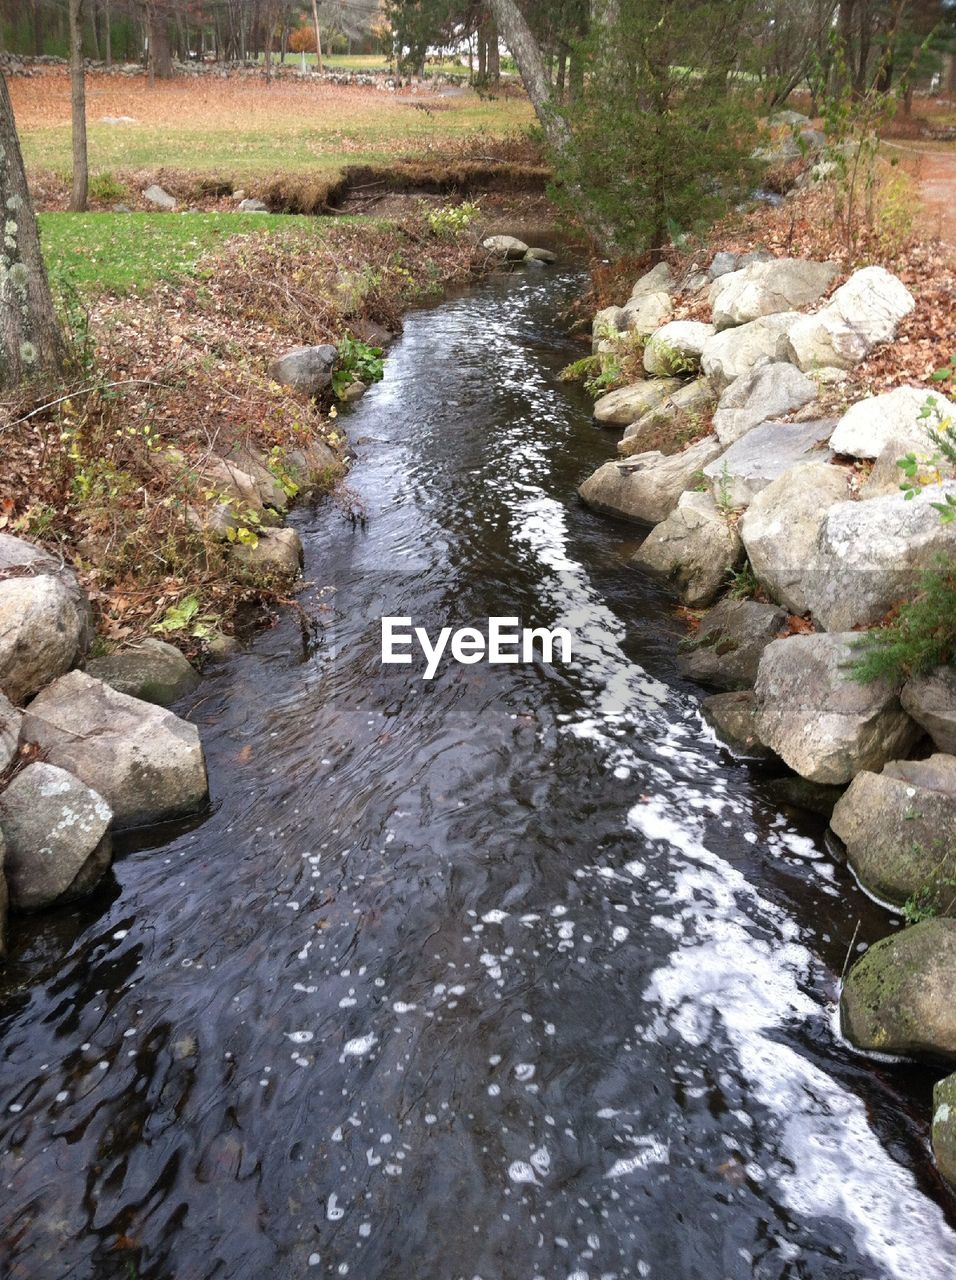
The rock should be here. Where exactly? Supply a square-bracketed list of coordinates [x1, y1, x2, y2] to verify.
[0, 828, 5, 957]
[643, 321, 715, 377]
[229, 527, 304, 580]
[143, 183, 176, 210]
[237, 197, 268, 212]
[0, 762, 112, 910]
[524, 247, 556, 264]
[618, 378, 717, 458]
[753, 633, 919, 784]
[339, 380, 367, 403]
[20, 671, 209, 829]
[0, 690, 20, 772]
[805, 483, 956, 631]
[713, 361, 818, 446]
[764, 776, 846, 818]
[830, 762, 956, 909]
[629, 261, 673, 299]
[284, 438, 341, 495]
[593, 378, 683, 428]
[270, 344, 338, 397]
[84, 638, 200, 708]
[578, 436, 724, 526]
[859, 436, 915, 498]
[708, 251, 738, 280]
[710, 258, 838, 330]
[799, 128, 826, 150]
[701, 690, 775, 759]
[206, 631, 241, 658]
[0, 574, 90, 707]
[740, 460, 849, 614]
[787, 266, 915, 372]
[592, 306, 628, 350]
[768, 109, 810, 128]
[933, 1073, 956, 1190]
[678, 597, 788, 691]
[884, 753, 956, 793]
[703, 417, 836, 510]
[621, 291, 673, 334]
[680, 269, 709, 296]
[830, 386, 956, 460]
[482, 235, 529, 260]
[840, 919, 956, 1060]
[219, 446, 289, 512]
[0, 533, 93, 649]
[700, 312, 802, 391]
[901, 668, 956, 753]
[632, 491, 742, 606]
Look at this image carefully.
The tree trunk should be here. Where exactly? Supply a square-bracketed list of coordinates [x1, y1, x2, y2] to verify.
[104, 0, 112, 68]
[69, 0, 88, 212]
[31, 1, 44, 57]
[148, 7, 174, 79]
[487, 0, 570, 152]
[488, 18, 500, 82]
[310, 0, 323, 73]
[0, 73, 67, 390]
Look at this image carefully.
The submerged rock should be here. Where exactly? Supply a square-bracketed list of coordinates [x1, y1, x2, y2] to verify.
[85, 638, 200, 708]
[678, 597, 788, 691]
[632, 491, 742, 607]
[578, 436, 723, 525]
[840, 919, 956, 1061]
[20, 671, 209, 829]
[901, 667, 956, 754]
[710, 258, 837, 330]
[0, 762, 112, 910]
[270, 344, 338, 397]
[701, 690, 775, 759]
[524, 247, 556, 264]
[713, 361, 818, 447]
[753, 632, 919, 784]
[787, 266, 915, 371]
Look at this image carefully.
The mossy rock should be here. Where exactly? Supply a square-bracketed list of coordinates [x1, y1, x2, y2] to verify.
[840, 919, 956, 1061]
[932, 1072, 956, 1191]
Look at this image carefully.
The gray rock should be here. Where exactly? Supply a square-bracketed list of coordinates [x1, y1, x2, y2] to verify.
[753, 632, 920, 784]
[219, 446, 289, 512]
[768, 110, 810, 128]
[701, 690, 775, 759]
[764, 776, 846, 817]
[592, 306, 628, 351]
[933, 1073, 956, 1191]
[84, 638, 200, 708]
[805, 483, 956, 631]
[229, 527, 304, 580]
[840, 919, 956, 1060]
[643, 321, 715, 377]
[830, 386, 955, 460]
[0, 575, 89, 706]
[708, 251, 738, 280]
[0, 828, 5, 958]
[284, 438, 341, 495]
[0, 689, 22, 773]
[578, 435, 724, 526]
[0, 762, 112, 909]
[860, 436, 916, 498]
[901, 668, 956, 754]
[621, 291, 672, 335]
[830, 760, 956, 907]
[678, 597, 788, 691]
[482, 235, 529, 260]
[701, 312, 803, 391]
[593, 379, 683, 428]
[270, 344, 338, 397]
[237, 198, 268, 212]
[787, 266, 915, 371]
[710, 258, 838, 330]
[884, 753, 956, 793]
[713, 361, 818, 446]
[632, 491, 742, 607]
[143, 183, 176, 209]
[618, 378, 717, 458]
[0, 533, 93, 649]
[703, 417, 836, 510]
[20, 671, 209, 829]
[629, 261, 673, 299]
[740, 460, 849, 614]
[524, 247, 556, 264]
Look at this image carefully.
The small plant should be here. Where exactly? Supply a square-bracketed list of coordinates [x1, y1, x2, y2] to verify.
[558, 353, 623, 399]
[332, 335, 385, 400]
[715, 462, 738, 516]
[852, 558, 956, 683]
[727, 560, 759, 600]
[895, 375, 956, 522]
[152, 594, 220, 640]
[426, 201, 480, 238]
[266, 446, 301, 500]
[89, 171, 129, 204]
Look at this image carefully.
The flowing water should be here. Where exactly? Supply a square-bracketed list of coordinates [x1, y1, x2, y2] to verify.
[1, 267, 955, 1280]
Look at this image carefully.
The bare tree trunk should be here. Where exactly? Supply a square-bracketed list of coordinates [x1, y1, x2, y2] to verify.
[69, 0, 88, 212]
[148, 5, 174, 79]
[487, 0, 570, 152]
[488, 18, 500, 82]
[104, 0, 113, 67]
[31, 1, 44, 56]
[310, 0, 323, 72]
[0, 73, 66, 390]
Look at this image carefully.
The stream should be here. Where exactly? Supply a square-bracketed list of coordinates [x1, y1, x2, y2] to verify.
[2, 266, 955, 1280]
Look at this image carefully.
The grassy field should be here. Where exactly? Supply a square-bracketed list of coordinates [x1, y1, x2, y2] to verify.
[12, 71, 532, 181]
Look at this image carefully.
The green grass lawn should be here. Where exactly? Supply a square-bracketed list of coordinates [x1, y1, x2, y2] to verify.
[38, 211, 331, 295]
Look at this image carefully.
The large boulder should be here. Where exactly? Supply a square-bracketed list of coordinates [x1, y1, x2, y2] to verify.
[618, 378, 716, 458]
[700, 312, 802, 391]
[578, 435, 724, 525]
[753, 633, 920, 784]
[84, 638, 200, 708]
[629, 261, 673, 299]
[840, 919, 956, 1060]
[805, 483, 956, 631]
[830, 759, 956, 909]
[933, 1074, 956, 1191]
[631, 491, 742, 607]
[0, 534, 92, 648]
[901, 667, 956, 753]
[678, 598, 788, 691]
[643, 321, 715, 377]
[701, 690, 775, 759]
[710, 258, 838, 330]
[740, 460, 849, 614]
[829, 386, 956, 460]
[0, 690, 20, 773]
[229, 527, 304, 581]
[270, 344, 338, 397]
[621, 291, 673, 335]
[20, 671, 209, 829]
[481, 235, 528, 260]
[593, 378, 683, 428]
[0, 762, 113, 910]
[713, 361, 818, 446]
[702, 417, 836, 510]
[787, 267, 915, 372]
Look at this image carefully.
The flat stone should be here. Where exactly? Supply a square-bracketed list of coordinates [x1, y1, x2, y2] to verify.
[593, 379, 682, 428]
[0, 762, 112, 910]
[84, 638, 200, 708]
[701, 690, 775, 759]
[631, 491, 742, 607]
[713, 361, 818, 446]
[20, 670, 209, 829]
[701, 312, 803, 391]
[678, 597, 788, 691]
[578, 436, 724, 525]
[901, 668, 956, 753]
[703, 417, 836, 510]
[643, 321, 715, 376]
[830, 386, 956, 460]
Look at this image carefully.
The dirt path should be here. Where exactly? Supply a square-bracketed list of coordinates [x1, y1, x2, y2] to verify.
[885, 139, 956, 254]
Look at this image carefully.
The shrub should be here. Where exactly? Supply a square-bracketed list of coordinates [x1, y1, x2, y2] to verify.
[88, 172, 129, 204]
[852, 559, 956, 684]
[426, 201, 480, 238]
